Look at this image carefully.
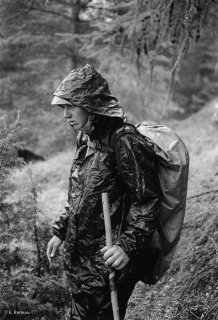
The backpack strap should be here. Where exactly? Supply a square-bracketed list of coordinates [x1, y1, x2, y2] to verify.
[86, 140, 114, 154]
[85, 123, 136, 154]
[109, 123, 137, 151]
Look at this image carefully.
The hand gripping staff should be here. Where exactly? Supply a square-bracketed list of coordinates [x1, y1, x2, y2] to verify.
[101, 192, 120, 320]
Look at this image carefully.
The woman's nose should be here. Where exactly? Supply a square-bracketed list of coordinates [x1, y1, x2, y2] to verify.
[63, 106, 71, 119]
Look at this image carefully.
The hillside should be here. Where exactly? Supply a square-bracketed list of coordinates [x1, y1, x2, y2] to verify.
[9, 150, 74, 220]
[171, 100, 218, 197]
[8, 101, 218, 319]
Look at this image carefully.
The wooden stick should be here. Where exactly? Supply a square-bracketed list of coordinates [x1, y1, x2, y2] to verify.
[102, 192, 120, 320]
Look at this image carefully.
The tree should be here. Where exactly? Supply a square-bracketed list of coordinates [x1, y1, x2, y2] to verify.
[1, 0, 218, 133]
[76, 0, 218, 117]
[0, 115, 70, 319]
[172, 34, 218, 117]
[0, 0, 97, 154]
[0, 0, 94, 107]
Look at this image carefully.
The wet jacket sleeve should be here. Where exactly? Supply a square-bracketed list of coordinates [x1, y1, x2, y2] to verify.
[52, 201, 70, 241]
[114, 132, 161, 258]
[52, 133, 83, 241]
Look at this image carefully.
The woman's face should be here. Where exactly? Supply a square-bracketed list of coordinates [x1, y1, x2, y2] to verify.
[60, 104, 89, 130]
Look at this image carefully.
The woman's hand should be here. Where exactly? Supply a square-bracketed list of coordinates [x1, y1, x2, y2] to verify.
[46, 235, 63, 263]
[100, 245, 130, 270]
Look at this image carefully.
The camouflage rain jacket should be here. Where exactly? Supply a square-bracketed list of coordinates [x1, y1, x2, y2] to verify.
[52, 65, 161, 294]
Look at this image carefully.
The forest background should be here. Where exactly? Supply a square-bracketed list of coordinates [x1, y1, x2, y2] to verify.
[0, 1, 218, 319]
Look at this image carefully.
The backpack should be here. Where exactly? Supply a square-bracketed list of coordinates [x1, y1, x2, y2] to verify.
[88, 121, 189, 284]
[111, 121, 189, 285]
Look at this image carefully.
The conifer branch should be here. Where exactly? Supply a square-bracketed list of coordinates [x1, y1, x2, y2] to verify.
[28, 5, 74, 21]
[82, 4, 106, 10]
[5, 9, 32, 22]
[202, 0, 212, 25]
[187, 189, 218, 200]
[171, 0, 195, 74]
[161, 68, 176, 119]
[171, 33, 189, 74]
[130, 0, 140, 63]
[113, 32, 126, 85]
[208, 236, 218, 257]
[27, 166, 42, 278]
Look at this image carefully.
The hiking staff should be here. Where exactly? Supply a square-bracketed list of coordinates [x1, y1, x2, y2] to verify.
[101, 192, 120, 320]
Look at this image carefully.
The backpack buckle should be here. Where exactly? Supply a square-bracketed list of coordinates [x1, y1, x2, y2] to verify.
[95, 142, 103, 151]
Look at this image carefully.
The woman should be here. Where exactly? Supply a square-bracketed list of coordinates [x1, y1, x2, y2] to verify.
[46, 64, 160, 320]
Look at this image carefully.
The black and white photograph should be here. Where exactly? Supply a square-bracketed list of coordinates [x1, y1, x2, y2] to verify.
[0, 1, 218, 319]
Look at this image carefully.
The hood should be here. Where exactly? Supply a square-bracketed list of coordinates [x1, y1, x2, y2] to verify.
[53, 64, 124, 118]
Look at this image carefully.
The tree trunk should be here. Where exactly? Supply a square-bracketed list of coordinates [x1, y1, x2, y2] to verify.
[32, 183, 42, 278]
[33, 214, 42, 278]
[70, 0, 81, 69]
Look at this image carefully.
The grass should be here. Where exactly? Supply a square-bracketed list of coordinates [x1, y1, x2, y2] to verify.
[8, 149, 74, 221]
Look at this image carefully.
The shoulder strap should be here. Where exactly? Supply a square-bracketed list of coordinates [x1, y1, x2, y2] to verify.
[85, 123, 137, 154]
[86, 140, 114, 154]
[109, 123, 137, 150]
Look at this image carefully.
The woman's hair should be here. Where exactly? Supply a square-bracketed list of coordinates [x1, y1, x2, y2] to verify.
[91, 114, 124, 140]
